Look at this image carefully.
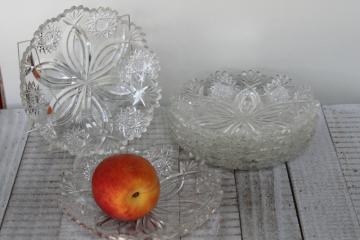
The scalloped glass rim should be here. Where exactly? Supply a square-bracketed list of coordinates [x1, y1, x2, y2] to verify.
[20, 5, 161, 156]
[168, 70, 320, 169]
[58, 146, 223, 240]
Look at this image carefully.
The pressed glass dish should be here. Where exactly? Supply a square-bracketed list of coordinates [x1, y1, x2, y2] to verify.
[168, 70, 320, 170]
[20, 6, 161, 156]
[59, 145, 223, 240]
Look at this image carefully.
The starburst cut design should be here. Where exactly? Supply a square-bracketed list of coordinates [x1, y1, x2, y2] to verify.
[63, 127, 89, 148]
[185, 71, 304, 136]
[126, 49, 160, 82]
[87, 8, 118, 38]
[116, 107, 147, 139]
[33, 22, 61, 53]
[59, 145, 223, 239]
[169, 70, 320, 169]
[20, 6, 162, 155]
[143, 146, 176, 177]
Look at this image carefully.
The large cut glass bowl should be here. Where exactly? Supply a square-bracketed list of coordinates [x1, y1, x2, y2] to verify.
[59, 145, 223, 240]
[20, 6, 161, 156]
[168, 70, 320, 170]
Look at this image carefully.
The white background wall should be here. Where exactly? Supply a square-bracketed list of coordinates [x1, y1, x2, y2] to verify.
[1, 0, 360, 108]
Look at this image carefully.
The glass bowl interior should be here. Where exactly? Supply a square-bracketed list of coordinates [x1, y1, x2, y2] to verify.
[168, 70, 320, 169]
[59, 145, 223, 240]
[20, 6, 161, 156]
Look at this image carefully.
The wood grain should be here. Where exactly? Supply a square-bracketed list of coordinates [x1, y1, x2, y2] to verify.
[0, 130, 74, 240]
[235, 165, 302, 240]
[3, 106, 360, 240]
[0, 110, 28, 226]
[287, 109, 360, 240]
[182, 168, 242, 240]
[323, 104, 360, 223]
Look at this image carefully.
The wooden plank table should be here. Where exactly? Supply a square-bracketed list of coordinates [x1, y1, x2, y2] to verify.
[0, 105, 359, 240]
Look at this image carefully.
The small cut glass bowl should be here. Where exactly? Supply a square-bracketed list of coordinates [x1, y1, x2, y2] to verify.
[167, 70, 320, 170]
[20, 6, 161, 156]
[59, 145, 223, 240]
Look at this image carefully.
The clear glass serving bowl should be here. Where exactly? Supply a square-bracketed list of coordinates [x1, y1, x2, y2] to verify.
[59, 145, 223, 240]
[20, 6, 161, 156]
[168, 70, 320, 170]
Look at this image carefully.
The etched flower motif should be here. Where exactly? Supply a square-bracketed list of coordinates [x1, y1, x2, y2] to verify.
[59, 144, 222, 239]
[116, 107, 148, 139]
[36, 23, 126, 127]
[107, 49, 161, 108]
[191, 72, 291, 135]
[94, 48, 160, 108]
[194, 93, 288, 135]
[33, 22, 61, 53]
[87, 8, 118, 38]
[20, 6, 162, 155]
[169, 70, 319, 169]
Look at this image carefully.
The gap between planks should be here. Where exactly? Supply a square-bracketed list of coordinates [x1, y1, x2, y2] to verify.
[2, 106, 360, 240]
[286, 106, 360, 240]
[323, 104, 360, 226]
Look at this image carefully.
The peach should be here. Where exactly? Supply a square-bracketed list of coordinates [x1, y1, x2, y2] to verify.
[92, 154, 160, 221]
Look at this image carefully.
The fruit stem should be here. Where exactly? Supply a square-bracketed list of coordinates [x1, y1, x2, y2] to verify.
[132, 192, 140, 198]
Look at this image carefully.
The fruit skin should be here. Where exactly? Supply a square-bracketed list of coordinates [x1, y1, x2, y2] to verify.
[92, 154, 160, 221]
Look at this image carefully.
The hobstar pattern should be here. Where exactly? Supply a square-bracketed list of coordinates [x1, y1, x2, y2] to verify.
[116, 107, 147, 139]
[87, 8, 118, 38]
[168, 70, 320, 169]
[33, 22, 62, 53]
[20, 6, 161, 156]
[60, 145, 223, 240]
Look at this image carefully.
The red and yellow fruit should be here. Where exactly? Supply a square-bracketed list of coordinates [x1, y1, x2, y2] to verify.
[92, 154, 160, 221]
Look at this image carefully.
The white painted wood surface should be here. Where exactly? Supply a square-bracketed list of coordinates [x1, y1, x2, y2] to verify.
[181, 168, 242, 240]
[0, 110, 28, 227]
[287, 110, 360, 240]
[323, 104, 360, 223]
[235, 165, 302, 240]
[0, 131, 74, 240]
[1, 106, 360, 240]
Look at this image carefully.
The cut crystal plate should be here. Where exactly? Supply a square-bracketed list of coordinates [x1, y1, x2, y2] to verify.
[59, 145, 223, 239]
[20, 6, 161, 156]
[168, 70, 320, 169]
